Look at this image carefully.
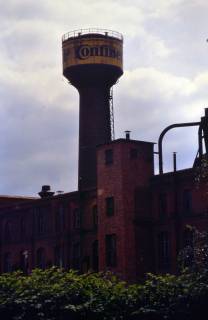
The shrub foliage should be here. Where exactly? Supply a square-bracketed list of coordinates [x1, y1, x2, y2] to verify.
[0, 266, 207, 320]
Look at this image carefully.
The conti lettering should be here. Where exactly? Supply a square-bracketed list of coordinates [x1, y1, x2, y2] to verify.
[76, 45, 121, 60]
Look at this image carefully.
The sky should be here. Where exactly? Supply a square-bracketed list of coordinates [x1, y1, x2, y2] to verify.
[1, 0, 208, 196]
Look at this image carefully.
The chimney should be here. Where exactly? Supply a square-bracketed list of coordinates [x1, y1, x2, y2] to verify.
[38, 185, 54, 198]
[125, 130, 131, 140]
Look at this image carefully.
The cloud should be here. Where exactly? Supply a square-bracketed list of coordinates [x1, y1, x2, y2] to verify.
[0, 0, 208, 195]
[114, 66, 208, 172]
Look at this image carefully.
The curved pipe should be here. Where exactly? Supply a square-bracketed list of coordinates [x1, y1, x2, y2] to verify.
[198, 125, 203, 159]
[158, 122, 200, 174]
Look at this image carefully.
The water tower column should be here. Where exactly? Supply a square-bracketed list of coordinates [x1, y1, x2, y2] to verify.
[62, 29, 123, 190]
[78, 85, 112, 189]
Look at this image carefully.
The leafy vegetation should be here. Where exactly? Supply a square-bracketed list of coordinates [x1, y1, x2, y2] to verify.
[1, 228, 208, 319]
[0, 264, 207, 320]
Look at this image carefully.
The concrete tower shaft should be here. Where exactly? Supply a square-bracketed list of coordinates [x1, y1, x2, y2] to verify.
[62, 29, 123, 190]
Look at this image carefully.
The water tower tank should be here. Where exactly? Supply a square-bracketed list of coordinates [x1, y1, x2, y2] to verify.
[62, 28, 123, 190]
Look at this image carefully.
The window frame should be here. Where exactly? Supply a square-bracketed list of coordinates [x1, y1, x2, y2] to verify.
[105, 234, 117, 267]
[105, 197, 115, 216]
[105, 149, 113, 165]
[158, 231, 170, 270]
[183, 189, 192, 215]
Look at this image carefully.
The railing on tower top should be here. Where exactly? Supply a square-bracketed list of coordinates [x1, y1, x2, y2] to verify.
[62, 28, 123, 42]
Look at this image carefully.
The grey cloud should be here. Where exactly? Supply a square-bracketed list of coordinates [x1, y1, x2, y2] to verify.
[0, 1, 51, 20]
[1, 0, 208, 195]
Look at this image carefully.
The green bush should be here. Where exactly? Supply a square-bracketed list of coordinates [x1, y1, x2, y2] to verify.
[0, 267, 207, 319]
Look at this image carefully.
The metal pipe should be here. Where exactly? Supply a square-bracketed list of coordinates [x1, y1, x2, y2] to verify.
[200, 108, 208, 155]
[158, 122, 200, 174]
[173, 152, 177, 172]
[198, 125, 203, 159]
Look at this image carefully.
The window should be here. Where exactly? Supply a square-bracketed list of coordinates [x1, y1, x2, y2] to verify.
[92, 240, 99, 272]
[158, 193, 167, 219]
[158, 232, 170, 270]
[130, 148, 138, 159]
[106, 197, 114, 216]
[92, 205, 98, 228]
[3, 252, 12, 272]
[105, 234, 117, 267]
[36, 248, 46, 269]
[82, 256, 90, 273]
[20, 250, 29, 273]
[73, 208, 80, 229]
[55, 205, 65, 233]
[4, 221, 12, 243]
[54, 246, 64, 268]
[105, 149, 113, 165]
[182, 228, 194, 267]
[20, 218, 26, 240]
[72, 243, 80, 270]
[36, 208, 46, 235]
[183, 228, 193, 247]
[183, 190, 192, 214]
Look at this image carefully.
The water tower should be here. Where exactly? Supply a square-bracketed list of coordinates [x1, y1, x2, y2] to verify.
[62, 28, 123, 190]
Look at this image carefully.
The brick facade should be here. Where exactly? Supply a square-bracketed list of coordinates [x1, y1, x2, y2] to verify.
[1, 133, 208, 282]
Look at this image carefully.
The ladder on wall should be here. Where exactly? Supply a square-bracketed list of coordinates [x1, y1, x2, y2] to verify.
[109, 87, 115, 140]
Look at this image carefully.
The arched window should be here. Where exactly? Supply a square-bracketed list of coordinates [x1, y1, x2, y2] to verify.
[4, 221, 12, 243]
[54, 246, 64, 268]
[3, 252, 12, 272]
[36, 248, 46, 269]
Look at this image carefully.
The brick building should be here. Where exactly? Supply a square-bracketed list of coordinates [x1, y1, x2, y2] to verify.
[1, 29, 208, 282]
[1, 131, 208, 282]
